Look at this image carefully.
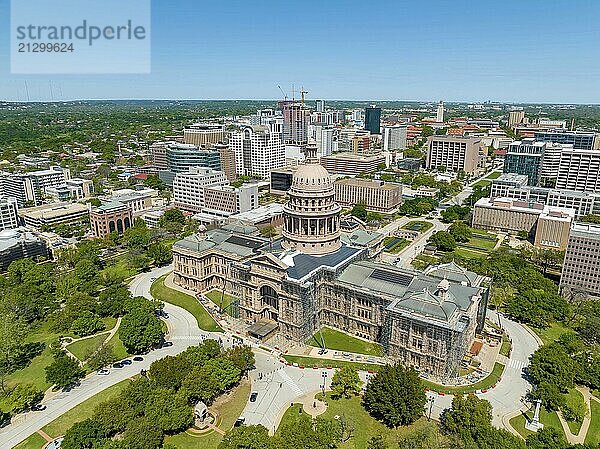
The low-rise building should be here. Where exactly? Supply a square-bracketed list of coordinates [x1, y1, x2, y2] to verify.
[20, 202, 89, 228]
[472, 197, 574, 249]
[320, 152, 385, 176]
[89, 201, 133, 238]
[204, 184, 259, 215]
[226, 203, 285, 229]
[172, 167, 228, 213]
[0, 228, 50, 271]
[106, 188, 157, 217]
[44, 178, 93, 202]
[334, 178, 402, 213]
[560, 223, 600, 298]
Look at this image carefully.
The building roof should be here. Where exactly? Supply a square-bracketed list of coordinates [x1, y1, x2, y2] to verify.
[174, 229, 268, 258]
[19, 202, 89, 220]
[280, 244, 363, 281]
[569, 222, 600, 240]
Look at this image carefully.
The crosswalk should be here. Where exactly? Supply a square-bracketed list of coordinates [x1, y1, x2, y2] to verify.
[277, 370, 304, 396]
[506, 358, 527, 371]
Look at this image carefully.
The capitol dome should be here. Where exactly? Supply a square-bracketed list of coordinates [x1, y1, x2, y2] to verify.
[282, 142, 342, 255]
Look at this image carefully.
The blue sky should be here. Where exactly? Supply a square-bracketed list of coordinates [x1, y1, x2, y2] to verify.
[0, 0, 599, 103]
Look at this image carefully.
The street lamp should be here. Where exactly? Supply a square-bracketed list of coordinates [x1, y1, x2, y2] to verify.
[428, 396, 435, 421]
[321, 371, 328, 395]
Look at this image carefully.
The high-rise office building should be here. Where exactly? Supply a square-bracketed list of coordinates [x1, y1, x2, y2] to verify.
[158, 143, 222, 185]
[151, 142, 169, 170]
[436, 101, 444, 123]
[382, 125, 407, 152]
[364, 106, 381, 134]
[0, 197, 19, 231]
[183, 123, 225, 147]
[172, 167, 228, 213]
[279, 101, 309, 144]
[229, 125, 285, 179]
[561, 222, 600, 298]
[315, 100, 325, 112]
[0, 166, 70, 207]
[535, 130, 597, 150]
[215, 143, 237, 181]
[503, 139, 546, 186]
[555, 148, 600, 193]
[508, 110, 525, 128]
[426, 136, 481, 174]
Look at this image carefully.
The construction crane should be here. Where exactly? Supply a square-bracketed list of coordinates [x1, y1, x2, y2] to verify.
[300, 87, 308, 105]
[277, 85, 288, 101]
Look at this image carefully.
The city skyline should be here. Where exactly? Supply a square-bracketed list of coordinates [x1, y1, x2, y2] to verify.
[1, 0, 599, 103]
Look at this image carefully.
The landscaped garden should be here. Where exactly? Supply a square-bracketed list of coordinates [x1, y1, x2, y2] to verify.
[151, 275, 223, 332]
[306, 327, 384, 356]
[402, 220, 434, 233]
[205, 290, 240, 317]
[383, 236, 410, 254]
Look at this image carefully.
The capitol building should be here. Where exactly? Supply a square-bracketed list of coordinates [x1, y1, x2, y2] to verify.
[172, 144, 489, 379]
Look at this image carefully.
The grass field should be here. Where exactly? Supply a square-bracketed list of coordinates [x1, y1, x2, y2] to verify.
[14, 379, 132, 449]
[533, 322, 575, 346]
[421, 363, 505, 395]
[509, 407, 565, 440]
[307, 327, 384, 357]
[165, 381, 250, 449]
[586, 399, 600, 445]
[500, 334, 512, 357]
[486, 171, 502, 180]
[278, 394, 437, 449]
[402, 220, 433, 233]
[563, 388, 585, 436]
[151, 275, 223, 333]
[472, 179, 492, 188]
[205, 290, 239, 317]
[453, 247, 487, 259]
[283, 355, 382, 372]
[66, 333, 109, 361]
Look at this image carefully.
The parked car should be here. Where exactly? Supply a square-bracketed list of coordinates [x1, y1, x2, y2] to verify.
[133, 356, 144, 362]
[31, 404, 46, 411]
[97, 369, 110, 375]
[121, 359, 132, 366]
[162, 341, 173, 348]
[112, 362, 123, 369]
[234, 417, 246, 427]
[250, 391, 258, 402]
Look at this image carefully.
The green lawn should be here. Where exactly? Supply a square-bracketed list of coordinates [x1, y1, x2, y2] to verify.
[453, 247, 487, 259]
[563, 388, 585, 436]
[500, 334, 511, 357]
[165, 381, 251, 449]
[307, 327, 384, 357]
[468, 236, 497, 251]
[151, 275, 223, 333]
[12, 432, 47, 449]
[402, 220, 433, 233]
[205, 290, 239, 317]
[283, 355, 382, 373]
[383, 237, 410, 254]
[108, 333, 130, 359]
[472, 179, 492, 188]
[421, 363, 505, 395]
[14, 379, 132, 449]
[485, 171, 502, 180]
[509, 407, 565, 440]
[586, 399, 600, 445]
[533, 322, 575, 346]
[66, 333, 110, 361]
[278, 393, 437, 449]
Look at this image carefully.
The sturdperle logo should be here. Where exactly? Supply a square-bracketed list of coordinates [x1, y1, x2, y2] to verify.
[10, 0, 151, 74]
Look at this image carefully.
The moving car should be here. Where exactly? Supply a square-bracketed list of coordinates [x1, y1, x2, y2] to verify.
[250, 391, 258, 402]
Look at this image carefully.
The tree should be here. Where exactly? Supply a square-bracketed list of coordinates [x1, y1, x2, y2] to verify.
[528, 344, 575, 392]
[70, 311, 105, 337]
[148, 355, 190, 391]
[97, 285, 131, 317]
[7, 383, 43, 413]
[45, 354, 85, 389]
[531, 382, 564, 412]
[160, 208, 186, 227]
[260, 225, 277, 239]
[428, 231, 457, 252]
[181, 366, 222, 404]
[144, 390, 193, 434]
[61, 418, 108, 449]
[0, 313, 28, 394]
[144, 174, 166, 191]
[362, 363, 426, 427]
[121, 416, 164, 449]
[147, 243, 172, 266]
[367, 435, 388, 449]
[87, 343, 118, 371]
[331, 366, 361, 399]
[441, 205, 470, 223]
[219, 425, 274, 449]
[204, 357, 241, 391]
[94, 396, 137, 436]
[119, 307, 164, 354]
[448, 221, 472, 243]
[224, 345, 255, 374]
[182, 339, 221, 366]
[526, 427, 568, 449]
[351, 203, 368, 221]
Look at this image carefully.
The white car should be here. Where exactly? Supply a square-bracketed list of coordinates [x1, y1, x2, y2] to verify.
[97, 369, 110, 376]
